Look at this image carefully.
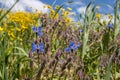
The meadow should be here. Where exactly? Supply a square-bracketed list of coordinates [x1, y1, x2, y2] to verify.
[0, 0, 120, 80]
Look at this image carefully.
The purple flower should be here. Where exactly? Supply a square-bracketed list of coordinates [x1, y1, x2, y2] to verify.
[32, 26, 43, 36]
[106, 23, 114, 28]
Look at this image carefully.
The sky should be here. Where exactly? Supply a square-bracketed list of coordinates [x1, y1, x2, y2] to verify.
[0, 0, 119, 21]
[0, 0, 116, 13]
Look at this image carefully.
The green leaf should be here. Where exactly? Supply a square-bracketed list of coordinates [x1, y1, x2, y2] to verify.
[13, 47, 28, 57]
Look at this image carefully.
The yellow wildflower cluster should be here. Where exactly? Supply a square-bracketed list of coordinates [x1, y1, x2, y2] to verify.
[0, 11, 42, 44]
[45, 4, 72, 22]
[8, 12, 40, 31]
[46, 5, 58, 18]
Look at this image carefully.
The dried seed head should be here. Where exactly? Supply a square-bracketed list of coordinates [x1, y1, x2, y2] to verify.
[55, 49, 61, 60]
[77, 70, 83, 80]
[49, 59, 55, 68]
[85, 74, 90, 80]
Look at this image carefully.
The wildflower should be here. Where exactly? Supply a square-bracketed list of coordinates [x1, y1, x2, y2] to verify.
[96, 13, 101, 19]
[31, 42, 45, 54]
[55, 5, 60, 10]
[32, 26, 43, 36]
[79, 29, 83, 33]
[64, 41, 81, 53]
[67, 7, 72, 11]
[70, 41, 80, 50]
[0, 27, 3, 31]
[16, 28, 21, 31]
[47, 5, 52, 9]
[106, 23, 114, 28]
[22, 25, 27, 29]
[64, 47, 71, 53]
[108, 14, 112, 19]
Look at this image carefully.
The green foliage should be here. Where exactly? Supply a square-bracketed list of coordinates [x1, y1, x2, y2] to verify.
[0, 0, 120, 80]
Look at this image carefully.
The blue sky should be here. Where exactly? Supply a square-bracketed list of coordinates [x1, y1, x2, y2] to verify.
[40, 0, 115, 14]
[0, 0, 116, 14]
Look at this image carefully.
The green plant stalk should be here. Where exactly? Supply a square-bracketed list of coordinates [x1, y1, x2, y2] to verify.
[105, 54, 114, 80]
[82, 31, 89, 60]
[2, 38, 7, 80]
[114, 0, 119, 40]
[0, 0, 19, 22]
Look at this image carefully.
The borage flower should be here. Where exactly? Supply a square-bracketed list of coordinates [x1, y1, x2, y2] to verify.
[64, 41, 81, 53]
[106, 23, 114, 29]
[64, 47, 71, 53]
[32, 26, 43, 36]
[79, 29, 83, 33]
[31, 42, 45, 54]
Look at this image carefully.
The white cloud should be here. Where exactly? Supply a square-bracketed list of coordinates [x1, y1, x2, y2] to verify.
[0, 0, 48, 13]
[77, 6, 86, 14]
[100, 14, 114, 23]
[66, 1, 84, 6]
[68, 12, 77, 21]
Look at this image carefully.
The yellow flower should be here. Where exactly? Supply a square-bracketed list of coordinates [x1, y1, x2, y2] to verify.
[47, 5, 52, 9]
[64, 18, 71, 25]
[8, 31, 15, 38]
[108, 14, 112, 19]
[16, 28, 21, 31]
[67, 7, 72, 11]
[0, 27, 3, 31]
[62, 11, 70, 17]
[96, 13, 101, 19]
[18, 37, 22, 41]
[55, 5, 60, 10]
[21, 25, 27, 29]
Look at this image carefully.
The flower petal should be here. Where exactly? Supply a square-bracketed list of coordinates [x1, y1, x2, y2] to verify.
[64, 47, 71, 53]
[38, 27, 42, 31]
[38, 31, 43, 36]
[32, 27, 37, 32]
[31, 42, 37, 52]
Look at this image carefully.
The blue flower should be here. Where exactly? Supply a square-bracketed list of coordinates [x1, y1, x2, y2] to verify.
[72, 43, 81, 50]
[64, 41, 81, 53]
[32, 26, 43, 36]
[31, 42, 37, 52]
[64, 47, 71, 53]
[106, 23, 114, 28]
[69, 41, 74, 48]
[31, 42, 45, 54]
[79, 29, 83, 33]
[38, 42, 45, 53]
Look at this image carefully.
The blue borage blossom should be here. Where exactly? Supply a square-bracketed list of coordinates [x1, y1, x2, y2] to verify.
[31, 42, 45, 54]
[79, 29, 83, 33]
[64, 41, 81, 53]
[106, 23, 114, 28]
[32, 26, 43, 36]
[64, 47, 71, 53]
